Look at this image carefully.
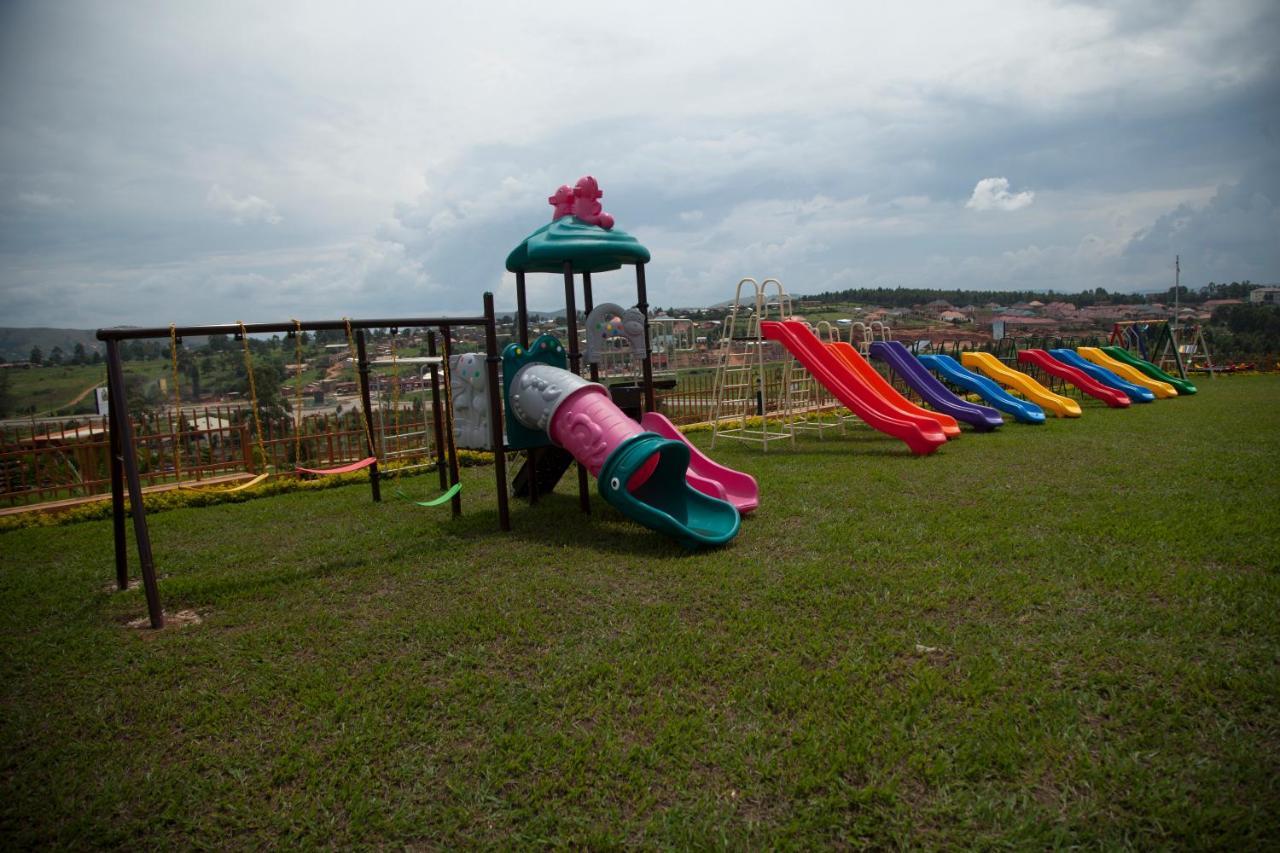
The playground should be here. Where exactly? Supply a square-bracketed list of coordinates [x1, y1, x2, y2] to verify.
[2, 374, 1278, 846]
[3, 180, 1279, 846]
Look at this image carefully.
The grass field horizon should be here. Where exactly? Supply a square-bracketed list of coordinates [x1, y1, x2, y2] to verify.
[3, 376, 1278, 846]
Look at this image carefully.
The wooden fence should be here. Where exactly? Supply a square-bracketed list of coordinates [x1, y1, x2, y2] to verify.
[3, 364, 789, 508]
[1, 404, 442, 508]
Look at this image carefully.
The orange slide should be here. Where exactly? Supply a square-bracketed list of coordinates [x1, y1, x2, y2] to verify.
[826, 342, 961, 438]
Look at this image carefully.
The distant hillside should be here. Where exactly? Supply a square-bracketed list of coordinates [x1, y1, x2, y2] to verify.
[0, 328, 104, 363]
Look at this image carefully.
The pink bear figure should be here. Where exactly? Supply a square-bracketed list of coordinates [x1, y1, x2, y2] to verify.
[548, 185, 575, 220]
[570, 175, 614, 230]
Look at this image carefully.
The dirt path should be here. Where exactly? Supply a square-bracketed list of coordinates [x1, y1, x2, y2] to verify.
[35, 382, 101, 417]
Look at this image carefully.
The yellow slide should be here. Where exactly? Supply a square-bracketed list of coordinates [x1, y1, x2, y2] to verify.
[1076, 347, 1178, 398]
[961, 352, 1083, 417]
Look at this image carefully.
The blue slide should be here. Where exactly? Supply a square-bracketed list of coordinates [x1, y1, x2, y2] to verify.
[917, 354, 1046, 424]
[1048, 349, 1156, 403]
[869, 341, 1004, 431]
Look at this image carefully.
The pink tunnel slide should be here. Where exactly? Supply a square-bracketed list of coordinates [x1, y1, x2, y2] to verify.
[507, 361, 741, 548]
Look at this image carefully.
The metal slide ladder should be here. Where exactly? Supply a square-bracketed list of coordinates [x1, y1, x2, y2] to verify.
[710, 278, 794, 450]
[785, 320, 845, 439]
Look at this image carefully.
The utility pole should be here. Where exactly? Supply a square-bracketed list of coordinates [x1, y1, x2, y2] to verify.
[1174, 254, 1180, 318]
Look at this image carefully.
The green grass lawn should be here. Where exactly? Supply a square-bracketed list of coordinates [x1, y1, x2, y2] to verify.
[3, 363, 109, 416]
[3, 361, 174, 418]
[3, 376, 1278, 846]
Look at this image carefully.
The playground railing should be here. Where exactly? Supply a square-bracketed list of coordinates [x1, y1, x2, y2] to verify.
[6, 364, 802, 509]
[1, 407, 254, 507]
[0, 406, 446, 510]
[653, 364, 790, 425]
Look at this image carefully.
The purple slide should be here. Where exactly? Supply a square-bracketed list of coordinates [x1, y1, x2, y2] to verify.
[640, 412, 759, 514]
[869, 340, 1004, 431]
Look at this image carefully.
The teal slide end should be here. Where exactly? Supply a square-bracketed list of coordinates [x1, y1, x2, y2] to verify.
[598, 433, 741, 549]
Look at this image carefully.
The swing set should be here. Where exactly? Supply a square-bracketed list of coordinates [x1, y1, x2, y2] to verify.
[1108, 319, 1214, 380]
[99, 298, 510, 629]
[167, 319, 383, 491]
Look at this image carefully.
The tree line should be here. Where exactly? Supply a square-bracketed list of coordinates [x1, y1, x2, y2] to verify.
[805, 281, 1265, 309]
[25, 342, 102, 366]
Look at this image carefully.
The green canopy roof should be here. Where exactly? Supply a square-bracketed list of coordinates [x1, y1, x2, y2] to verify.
[505, 217, 650, 274]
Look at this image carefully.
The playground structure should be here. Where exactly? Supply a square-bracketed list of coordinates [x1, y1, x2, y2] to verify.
[91, 175, 1214, 628]
[646, 316, 698, 374]
[448, 176, 754, 548]
[709, 279, 994, 454]
[1108, 319, 1214, 381]
[97, 306, 509, 629]
[500, 334, 740, 547]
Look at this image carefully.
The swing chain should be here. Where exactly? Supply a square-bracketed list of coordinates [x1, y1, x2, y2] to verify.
[238, 321, 270, 473]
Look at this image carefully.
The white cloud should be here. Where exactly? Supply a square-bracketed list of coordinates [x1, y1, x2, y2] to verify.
[1, 0, 1277, 326]
[966, 177, 1036, 212]
[15, 191, 70, 209]
[205, 184, 283, 226]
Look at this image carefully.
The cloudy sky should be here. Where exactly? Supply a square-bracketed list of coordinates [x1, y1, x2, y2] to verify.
[1, 0, 1276, 328]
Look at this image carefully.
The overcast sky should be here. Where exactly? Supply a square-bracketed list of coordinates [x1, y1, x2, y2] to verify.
[1, 0, 1276, 328]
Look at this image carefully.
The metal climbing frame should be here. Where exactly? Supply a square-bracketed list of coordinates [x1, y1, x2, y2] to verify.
[709, 277, 794, 450]
[1158, 322, 1215, 380]
[847, 318, 891, 355]
[848, 321, 870, 354]
[787, 321, 845, 439]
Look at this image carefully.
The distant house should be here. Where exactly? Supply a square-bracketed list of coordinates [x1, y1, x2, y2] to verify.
[938, 310, 969, 323]
[993, 314, 1056, 327]
[1203, 298, 1244, 311]
[1248, 287, 1280, 305]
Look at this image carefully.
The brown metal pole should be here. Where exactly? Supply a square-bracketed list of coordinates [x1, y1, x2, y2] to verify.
[483, 292, 510, 532]
[563, 262, 590, 514]
[517, 272, 539, 504]
[636, 263, 656, 412]
[427, 331, 448, 493]
[563, 263, 583, 376]
[105, 339, 164, 629]
[355, 330, 381, 502]
[515, 271, 529, 349]
[439, 326, 462, 517]
[582, 271, 600, 384]
[106, 374, 128, 589]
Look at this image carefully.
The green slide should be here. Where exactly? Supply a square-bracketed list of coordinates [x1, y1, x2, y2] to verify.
[1100, 346, 1197, 395]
